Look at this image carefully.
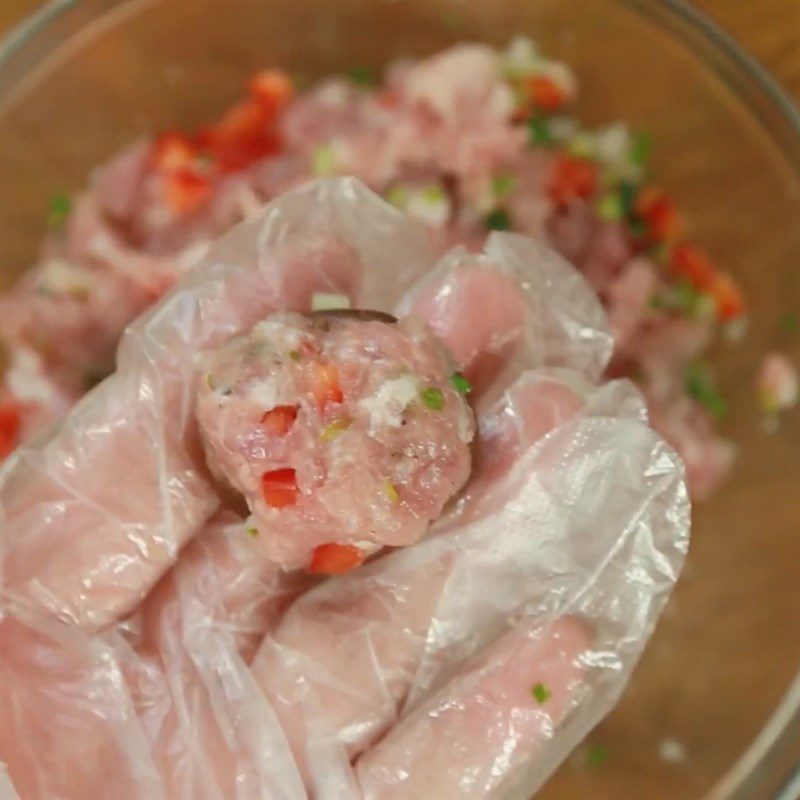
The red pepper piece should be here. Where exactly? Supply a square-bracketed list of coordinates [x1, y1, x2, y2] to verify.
[163, 168, 212, 214]
[249, 69, 293, 116]
[709, 272, 745, 321]
[310, 362, 343, 408]
[526, 75, 566, 112]
[308, 543, 366, 575]
[0, 401, 22, 459]
[200, 98, 282, 173]
[670, 243, 717, 291]
[548, 155, 598, 206]
[261, 468, 299, 508]
[635, 186, 684, 242]
[261, 405, 298, 435]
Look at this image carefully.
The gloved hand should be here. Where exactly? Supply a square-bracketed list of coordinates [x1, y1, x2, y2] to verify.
[0, 178, 689, 800]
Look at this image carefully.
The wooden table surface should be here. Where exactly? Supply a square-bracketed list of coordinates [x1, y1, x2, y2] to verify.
[0, 3, 797, 800]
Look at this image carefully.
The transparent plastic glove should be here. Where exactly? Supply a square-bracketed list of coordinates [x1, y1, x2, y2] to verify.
[0, 178, 688, 799]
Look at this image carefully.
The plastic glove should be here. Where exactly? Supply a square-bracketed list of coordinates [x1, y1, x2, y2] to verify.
[0, 178, 689, 800]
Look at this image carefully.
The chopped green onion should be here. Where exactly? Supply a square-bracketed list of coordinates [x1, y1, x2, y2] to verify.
[596, 191, 624, 222]
[205, 373, 216, 389]
[527, 116, 554, 147]
[386, 185, 409, 209]
[311, 143, 336, 177]
[47, 192, 71, 229]
[779, 312, 798, 333]
[531, 682, 551, 704]
[346, 65, 376, 87]
[320, 417, 351, 442]
[628, 216, 647, 239]
[288, 349, 301, 362]
[421, 185, 446, 204]
[492, 174, 516, 198]
[618, 180, 639, 217]
[649, 280, 714, 321]
[585, 744, 609, 768]
[311, 292, 351, 311]
[685, 361, 727, 420]
[246, 526, 259, 538]
[385, 480, 399, 504]
[450, 372, 473, 395]
[485, 208, 512, 231]
[630, 130, 652, 168]
[420, 387, 445, 411]
[568, 131, 595, 159]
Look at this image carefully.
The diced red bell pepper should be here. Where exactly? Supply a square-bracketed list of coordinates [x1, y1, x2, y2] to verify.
[249, 69, 293, 116]
[308, 542, 366, 575]
[309, 362, 343, 408]
[261, 404, 298, 435]
[214, 99, 270, 144]
[0, 401, 23, 459]
[151, 132, 197, 173]
[163, 168, 212, 214]
[261, 468, 299, 508]
[526, 75, 566, 112]
[670, 243, 717, 291]
[548, 155, 598, 206]
[635, 186, 684, 242]
[709, 272, 745, 321]
[199, 98, 282, 173]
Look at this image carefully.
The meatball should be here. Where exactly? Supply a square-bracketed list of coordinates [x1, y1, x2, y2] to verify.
[196, 311, 474, 571]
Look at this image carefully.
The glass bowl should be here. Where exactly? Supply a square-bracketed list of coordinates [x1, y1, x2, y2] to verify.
[1, 2, 798, 798]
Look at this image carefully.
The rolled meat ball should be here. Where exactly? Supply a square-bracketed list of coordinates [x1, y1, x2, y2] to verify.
[196, 311, 475, 572]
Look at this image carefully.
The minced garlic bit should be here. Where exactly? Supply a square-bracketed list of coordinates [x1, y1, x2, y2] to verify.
[658, 737, 688, 765]
[311, 292, 351, 312]
[359, 374, 420, 429]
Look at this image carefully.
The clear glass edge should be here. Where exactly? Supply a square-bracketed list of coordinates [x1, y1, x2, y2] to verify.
[0, 1, 797, 798]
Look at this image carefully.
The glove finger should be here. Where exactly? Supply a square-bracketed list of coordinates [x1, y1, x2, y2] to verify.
[356, 617, 588, 800]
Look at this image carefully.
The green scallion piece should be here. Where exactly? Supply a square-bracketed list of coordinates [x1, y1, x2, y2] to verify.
[685, 360, 727, 420]
[618, 181, 638, 218]
[492, 174, 516, 198]
[531, 682, 551, 704]
[47, 192, 72, 229]
[420, 387, 445, 411]
[450, 372, 473, 395]
[246, 526, 259, 538]
[346, 65, 376, 87]
[485, 208, 512, 231]
[421, 184, 446, 204]
[320, 417, 351, 442]
[385, 480, 399, 504]
[527, 116, 554, 147]
[628, 216, 647, 239]
[386, 185, 409, 209]
[596, 191, 624, 222]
